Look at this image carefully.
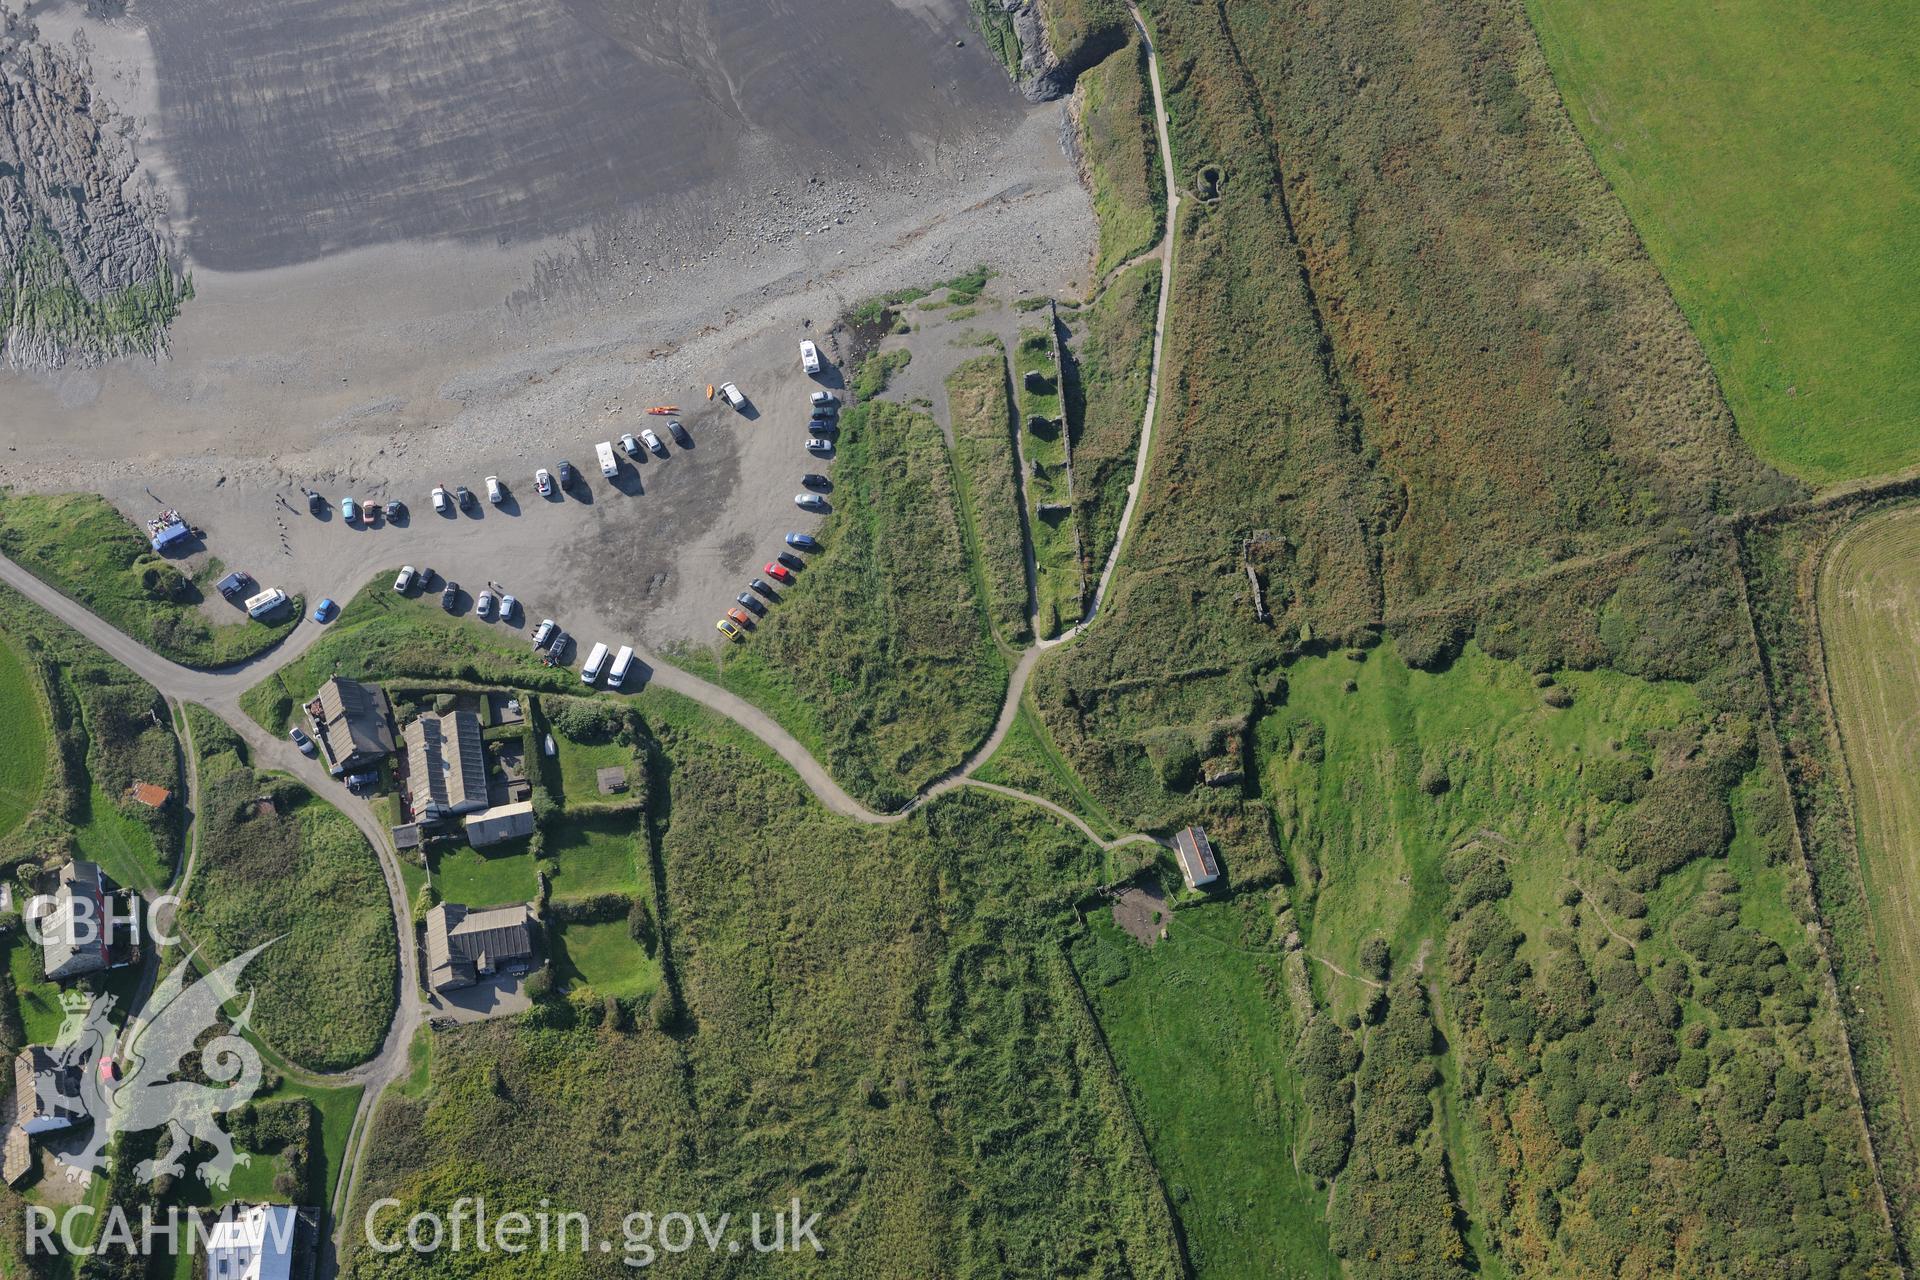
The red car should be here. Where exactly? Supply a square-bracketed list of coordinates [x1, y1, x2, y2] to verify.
[763, 561, 794, 584]
[727, 606, 753, 627]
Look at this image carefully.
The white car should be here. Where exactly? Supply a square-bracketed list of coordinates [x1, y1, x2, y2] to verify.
[393, 566, 415, 593]
[805, 437, 832, 454]
[800, 340, 821, 374]
[431, 486, 449, 513]
[810, 390, 840, 408]
[720, 382, 745, 409]
[535, 467, 553, 496]
[795, 493, 827, 511]
[500, 594, 518, 621]
[640, 427, 665, 455]
[476, 591, 496, 620]
[486, 475, 503, 505]
[619, 432, 642, 457]
[532, 618, 556, 649]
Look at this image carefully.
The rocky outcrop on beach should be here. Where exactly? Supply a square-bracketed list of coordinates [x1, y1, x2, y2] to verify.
[1001, 0, 1131, 103]
[0, 9, 186, 369]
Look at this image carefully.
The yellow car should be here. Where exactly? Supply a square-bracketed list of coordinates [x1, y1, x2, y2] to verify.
[716, 618, 743, 640]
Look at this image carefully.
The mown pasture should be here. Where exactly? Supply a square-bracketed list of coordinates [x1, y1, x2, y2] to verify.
[1817, 506, 1920, 1139]
[1527, 0, 1920, 483]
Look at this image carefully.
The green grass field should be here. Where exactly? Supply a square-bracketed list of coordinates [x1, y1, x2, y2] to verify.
[431, 841, 538, 907]
[1816, 506, 1920, 1136]
[1526, 0, 1919, 483]
[551, 919, 658, 999]
[0, 492, 298, 667]
[546, 814, 643, 900]
[1073, 902, 1337, 1276]
[0, 633, 47, 841]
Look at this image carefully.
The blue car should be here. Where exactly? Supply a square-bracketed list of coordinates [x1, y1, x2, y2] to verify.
[340, 496, 357, 523]
[785, 532, 819, 552]
[312, 597, 339, 623]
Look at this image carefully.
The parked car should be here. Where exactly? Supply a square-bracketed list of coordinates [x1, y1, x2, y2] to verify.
[394, 566, 415, 593]
[763, 561, 794, 584]
[810, 405, 836, 421]
[419, 567, 437, 586]
[385, 500, 404, 521]
[558, 460, 576, 488]
[716, 618, 743, 640]
[720, 382, 745, 410]
[800, 339, 821, 374]
[777, 551, 806, 572]
[289, 727, 317, 757]
[312, 597, 339, 623]
[456, 484, 475, 509]
[532, 618, 557, 649]
[441, 581, 460, 611]
[668, 419, 692, 447]
[486, 475, 504, 504]
[431, 486, 450, 513]
[641, 427, 665, 455]
[785, 532, 819, 552]
[620, 432, 642, 457]
[803, 473, 831, 490]
[795, 493, 827, 511]
[340, 497, 358, 523]
[736, 592, 766, 616]
[727, 606, 753, 627]
[750, 578, 777, 598]
[805, 437, 832, 454]
[543, 631, 571, 665]
[363, 500, 381, 525]
[810, 390, 840, 408]
[345, 770, 380, 791]
[500, 594, 518, 621]
[476, 590, 496, 620]
[216, 571, 252, 599]
[307, 491, 325, 515]
[535, 467, 553, 497]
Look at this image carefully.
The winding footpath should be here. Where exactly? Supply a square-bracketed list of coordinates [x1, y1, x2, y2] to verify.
[0, 8, 1184, 1267]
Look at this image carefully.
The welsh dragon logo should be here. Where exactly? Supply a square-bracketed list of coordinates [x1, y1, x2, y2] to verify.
[40, 942, 273, 1188]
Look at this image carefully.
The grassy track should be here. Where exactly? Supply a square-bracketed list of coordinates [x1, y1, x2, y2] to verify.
[0, 633, 47, 840]
[1818, 506, 1920, 1135]
[1526, 0, 1919, 483]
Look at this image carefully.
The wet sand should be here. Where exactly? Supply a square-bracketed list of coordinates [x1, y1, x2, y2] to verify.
[0, 0, 1095, 647]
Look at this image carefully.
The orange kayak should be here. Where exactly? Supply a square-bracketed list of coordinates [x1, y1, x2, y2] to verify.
[705, 384, 715, 400]
[645, 406, 679, 415]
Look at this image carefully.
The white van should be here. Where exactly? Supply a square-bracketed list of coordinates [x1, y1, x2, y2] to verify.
[580, 641, 609, 685]
[608, 645, 634, 688]
[243, 588, 288, 619]
[596, 441, 619, 478]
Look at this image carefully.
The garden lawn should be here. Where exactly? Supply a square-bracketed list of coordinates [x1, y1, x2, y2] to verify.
[546, 815, 643, 901]
[551, 919, 658, 999]
[1526, 0, 1919, 483]
[431, 842, 538, 908]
